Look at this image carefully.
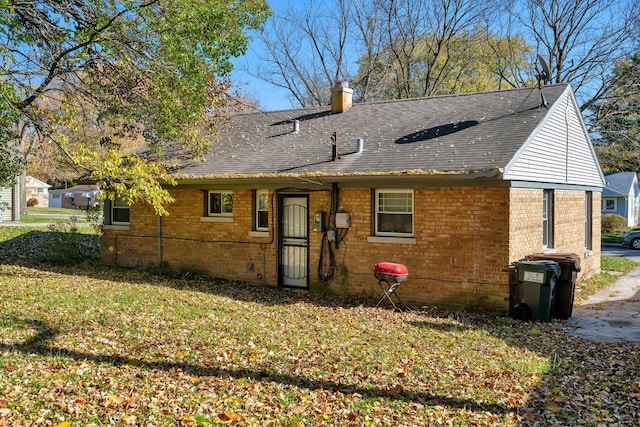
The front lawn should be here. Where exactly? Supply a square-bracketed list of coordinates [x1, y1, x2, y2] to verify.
[0, 227, 638, 426]
[21, 207, 93, 224]
[26, 207, 89, 215]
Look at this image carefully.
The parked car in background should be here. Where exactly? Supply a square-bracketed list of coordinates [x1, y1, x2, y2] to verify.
[621, 230, 640, 249]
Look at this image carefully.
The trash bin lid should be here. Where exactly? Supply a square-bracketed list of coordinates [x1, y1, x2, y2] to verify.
[514, 260, 562, 277]
[525, 253, 581, 272]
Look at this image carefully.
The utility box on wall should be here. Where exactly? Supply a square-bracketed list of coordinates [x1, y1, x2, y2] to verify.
[335, 212, 350, 228]
[313, 211, 325, 232]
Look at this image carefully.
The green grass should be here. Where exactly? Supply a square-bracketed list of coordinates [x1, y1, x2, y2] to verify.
[601, 225, 640, 244]
[26, 206, 87, 215]
[19, 214, 90, 223]
[601, 233, 622, 243]
[21, 207, 93, 223]
[573, 255, 640, 305]
[601, 255, 638, 272]
[0, 227, 638, 426]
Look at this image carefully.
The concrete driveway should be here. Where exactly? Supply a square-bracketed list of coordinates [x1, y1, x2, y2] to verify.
[566, 244, 640, 343]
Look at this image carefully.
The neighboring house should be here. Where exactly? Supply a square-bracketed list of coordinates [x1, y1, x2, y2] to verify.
[0, 181, 20, 222]
[49, 185, 100, 210]
[25, 176, 51, 207]
[601, 172, 640, 227]
[101, 82, 605, 312]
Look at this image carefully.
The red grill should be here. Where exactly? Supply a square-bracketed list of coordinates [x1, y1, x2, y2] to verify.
[374, 262, 408, 284]
[374, 262, 408, 311]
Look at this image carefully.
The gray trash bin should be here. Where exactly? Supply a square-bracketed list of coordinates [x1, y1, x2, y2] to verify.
[512, 260, 561, 322]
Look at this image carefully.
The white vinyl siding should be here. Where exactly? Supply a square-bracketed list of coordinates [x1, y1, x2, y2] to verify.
[504, 89, 605, 187]
[0, 186, 11, 221]
[0, 184, 18, 222]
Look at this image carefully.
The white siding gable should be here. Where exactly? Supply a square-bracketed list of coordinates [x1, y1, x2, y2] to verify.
[0, 183, 19, 222]
[503, 86, 605, 187]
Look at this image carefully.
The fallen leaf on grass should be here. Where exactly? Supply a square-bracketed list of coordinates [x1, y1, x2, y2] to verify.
[106, 394, 126, 406]
[219, 411, 242, 421]
[386, 384, 404, 397]
[397, 364, 408, 377]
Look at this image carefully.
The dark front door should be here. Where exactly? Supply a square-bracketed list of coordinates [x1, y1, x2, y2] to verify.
[279, 195, 309, 288]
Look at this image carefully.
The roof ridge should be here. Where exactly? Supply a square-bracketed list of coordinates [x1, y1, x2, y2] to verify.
[237, 83, 571, 117]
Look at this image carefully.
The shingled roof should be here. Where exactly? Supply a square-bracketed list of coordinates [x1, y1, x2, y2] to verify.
[603, 172, 638, 196]
[174, 83, 571, 180]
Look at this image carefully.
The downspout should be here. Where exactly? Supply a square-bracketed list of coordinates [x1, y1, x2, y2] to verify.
[157, 215, 163, 265]
[331, 182, 339, 218]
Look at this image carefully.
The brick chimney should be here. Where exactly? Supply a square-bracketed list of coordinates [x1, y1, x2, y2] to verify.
[331, 81, 353, 113]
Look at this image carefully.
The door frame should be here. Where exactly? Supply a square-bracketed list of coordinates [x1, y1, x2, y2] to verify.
[277, 193, 310, 289]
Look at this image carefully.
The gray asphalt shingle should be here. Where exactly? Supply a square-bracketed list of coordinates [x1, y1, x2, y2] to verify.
[174, 84, 569, 179]
[603, 172, 637, 196]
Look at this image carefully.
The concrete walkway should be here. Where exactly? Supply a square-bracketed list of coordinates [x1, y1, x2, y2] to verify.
[567, 267, 640, 344]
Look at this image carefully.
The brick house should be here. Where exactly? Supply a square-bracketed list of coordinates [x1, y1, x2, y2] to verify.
[49, 184, 100, 210]
[101, 82, 605, 312]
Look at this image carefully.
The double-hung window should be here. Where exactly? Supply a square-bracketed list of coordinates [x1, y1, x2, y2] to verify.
[602, 198, 616, 212]
[208, 191, 233, 216]
[255, 189, 269, 231]
[543, 189, 554, 248]
[375, 189, 413, 236]
[585, 191, 593, 250]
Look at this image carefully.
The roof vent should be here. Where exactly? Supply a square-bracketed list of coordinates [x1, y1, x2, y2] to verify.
[292, 119, 300, 134]
[357, 138, 364, 154]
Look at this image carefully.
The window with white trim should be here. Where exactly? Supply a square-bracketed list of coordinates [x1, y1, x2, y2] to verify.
[602, 198, 617, 212]
[208, 191, 233, 216]
[255, 189, 269, 231]
[112, 197, 130, 225]
[375, 189, 413, 236]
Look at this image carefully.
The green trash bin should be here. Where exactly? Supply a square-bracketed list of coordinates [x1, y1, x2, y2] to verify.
[525, 253, 581, 319]
[512, 260, 561, 322]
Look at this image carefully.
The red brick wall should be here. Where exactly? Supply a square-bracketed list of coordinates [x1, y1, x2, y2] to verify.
[101, 185, 601, 312]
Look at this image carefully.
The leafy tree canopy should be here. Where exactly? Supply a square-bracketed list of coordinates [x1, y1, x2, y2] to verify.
[591, 53, 640, 172]
[0, 0, 270, 212]
[354, 28, 534, 102]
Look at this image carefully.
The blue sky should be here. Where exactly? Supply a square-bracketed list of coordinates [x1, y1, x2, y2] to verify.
[230, 0, 294, 112]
